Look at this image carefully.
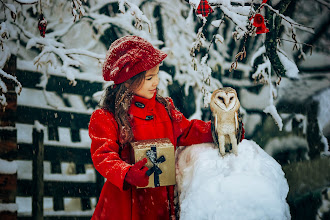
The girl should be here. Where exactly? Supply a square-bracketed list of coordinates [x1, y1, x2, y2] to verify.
[89, 35, 214, 220]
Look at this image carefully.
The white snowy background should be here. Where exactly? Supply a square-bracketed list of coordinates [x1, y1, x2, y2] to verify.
[0, 0, 329, 219]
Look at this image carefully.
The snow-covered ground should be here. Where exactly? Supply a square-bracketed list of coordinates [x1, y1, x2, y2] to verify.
[176, 140, 290, 220]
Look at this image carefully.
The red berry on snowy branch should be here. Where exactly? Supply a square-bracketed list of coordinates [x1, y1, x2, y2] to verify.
[256, 24, 269, 34]
[38, 13, 47, 38]
[250, 14, 269, 34]
[253, 14, 265, 27]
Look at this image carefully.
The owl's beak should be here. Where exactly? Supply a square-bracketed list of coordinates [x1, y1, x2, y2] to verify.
[224, 95, 229, 107]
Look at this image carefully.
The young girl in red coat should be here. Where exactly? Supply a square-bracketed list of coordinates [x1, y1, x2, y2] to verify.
[89, 35, 214, 220]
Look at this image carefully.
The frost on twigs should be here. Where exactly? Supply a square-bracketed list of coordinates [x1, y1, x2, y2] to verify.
[251, 46, 271, 84]
[249, 44, 283, 131]
[1, 0, 106, 100]
[0, 67, 22, 110]
[71, 0, 86, 22]
[119, 0, 152, 33]
[2, 3, 17, 21]
[190, 18, 207, 61]
[229, 46, 246, 72]
[0, 22, 10, 67]
[200, 54, 212, 108]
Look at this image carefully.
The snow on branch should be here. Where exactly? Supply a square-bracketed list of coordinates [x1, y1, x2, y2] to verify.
[32, 46, 78, 85]
[19, 28, 104, 85]
[0, 34, 11, 69]
[276, 49, 299, 79]
[118, 0, 152, 32]
[249, 44, 284, 130]
[252, 58, 271, 84]
[264, 104, 283, 131]
[90, 13, 142, 36]
[264, 3, 314, 34]
[71, 0, 87, 22]
[0, 78, 7, 94]
[262, 65, 283, 131]
[250, 45, 265, 66]
[0, 68, 22, 94]
[217, 4, 249, 39]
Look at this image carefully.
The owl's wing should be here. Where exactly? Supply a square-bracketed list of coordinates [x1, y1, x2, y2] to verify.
[211, 113, 219, 148]
[236, 108, 243, 144]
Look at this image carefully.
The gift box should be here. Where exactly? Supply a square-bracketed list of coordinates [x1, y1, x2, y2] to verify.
[130, 138, 176, 188]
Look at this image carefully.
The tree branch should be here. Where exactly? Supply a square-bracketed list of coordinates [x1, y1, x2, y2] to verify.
[264, 0, 293, 78]
[295, 13, 330, 63]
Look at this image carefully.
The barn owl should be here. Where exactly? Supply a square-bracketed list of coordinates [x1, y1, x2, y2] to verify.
[210, 87, 243, 156]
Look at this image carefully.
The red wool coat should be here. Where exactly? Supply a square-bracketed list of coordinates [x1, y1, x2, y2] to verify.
[89, 94, 213, 220]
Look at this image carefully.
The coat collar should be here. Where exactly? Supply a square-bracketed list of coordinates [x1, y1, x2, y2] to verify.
[128, 93, 157, 119]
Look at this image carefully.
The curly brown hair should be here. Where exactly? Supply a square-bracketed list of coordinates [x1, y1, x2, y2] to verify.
[100, 71, 174, 145]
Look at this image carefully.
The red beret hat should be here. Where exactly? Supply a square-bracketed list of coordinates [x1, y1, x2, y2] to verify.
[102, 35, 167, 84]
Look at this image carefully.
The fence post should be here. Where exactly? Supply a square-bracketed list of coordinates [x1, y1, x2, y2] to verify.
[32, 128, 44, 220]
[306, 101, 324, 159]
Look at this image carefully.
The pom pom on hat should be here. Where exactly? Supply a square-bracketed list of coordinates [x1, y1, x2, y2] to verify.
[102, 35, 167, 84]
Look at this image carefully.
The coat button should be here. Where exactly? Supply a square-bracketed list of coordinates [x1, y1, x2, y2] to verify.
[145, 115, 154, 120]
[135, 102, 145, 108]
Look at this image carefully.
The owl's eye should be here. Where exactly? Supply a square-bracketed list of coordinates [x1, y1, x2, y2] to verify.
[218, 96, 224, 102]
[230, 97, 233, 101]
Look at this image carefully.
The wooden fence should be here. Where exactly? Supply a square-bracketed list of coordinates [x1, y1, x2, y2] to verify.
[14, 69, 104, 219]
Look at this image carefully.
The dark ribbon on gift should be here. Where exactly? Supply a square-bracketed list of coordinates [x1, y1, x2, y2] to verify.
[145, 146, 166, 187]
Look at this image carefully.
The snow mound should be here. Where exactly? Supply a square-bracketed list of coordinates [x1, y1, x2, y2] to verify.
[176, 139, 290, 220]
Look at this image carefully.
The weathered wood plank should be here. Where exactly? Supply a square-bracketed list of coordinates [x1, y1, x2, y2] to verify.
[16, 106, 91, 129]
[0, 174, 17, 203]
[16, 70, 103, 97]
[17, 180, 100, 197]
[0, 129, 17, 160]
[17, 143, 92, 163]
[0, 110, 16, 127]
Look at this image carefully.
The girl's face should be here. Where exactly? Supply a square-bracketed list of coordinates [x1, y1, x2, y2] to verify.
[133, 64, 160, 99]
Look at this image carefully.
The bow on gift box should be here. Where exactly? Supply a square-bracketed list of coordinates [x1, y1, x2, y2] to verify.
[146, 146, 166, 187]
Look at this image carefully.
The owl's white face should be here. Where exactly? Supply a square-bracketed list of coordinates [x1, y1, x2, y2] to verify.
[211, 90, 237, 112]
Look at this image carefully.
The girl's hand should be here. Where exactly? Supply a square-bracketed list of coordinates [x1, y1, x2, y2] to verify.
[125, 158, 149, 187]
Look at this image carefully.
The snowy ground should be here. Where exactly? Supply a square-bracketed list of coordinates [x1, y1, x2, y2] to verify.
[176, 140, 291, 220]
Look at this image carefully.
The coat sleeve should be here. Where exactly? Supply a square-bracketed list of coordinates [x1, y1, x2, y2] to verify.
[88, 109, 132, 191]
[168, 98, 213, 146]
